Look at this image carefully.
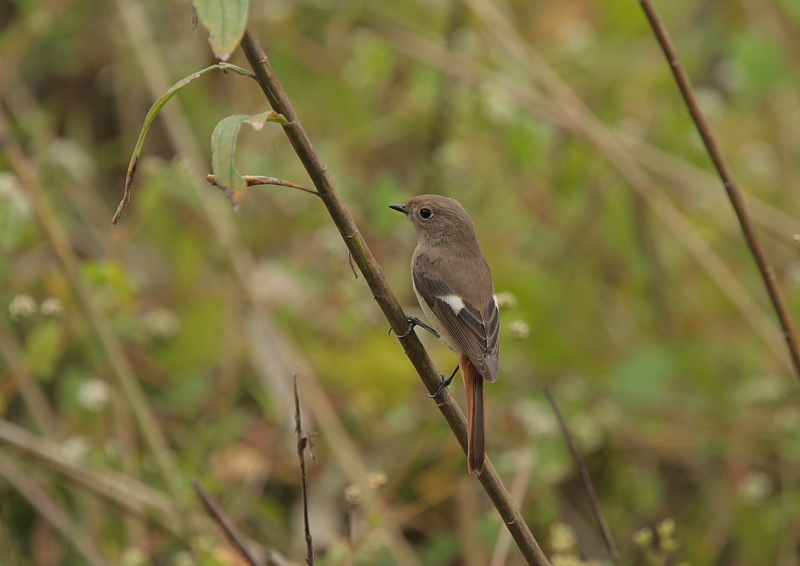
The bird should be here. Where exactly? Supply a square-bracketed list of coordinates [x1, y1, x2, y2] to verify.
[390, 194, 499, 474]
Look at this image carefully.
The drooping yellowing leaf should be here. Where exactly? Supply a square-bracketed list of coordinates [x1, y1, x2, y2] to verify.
[210, 111, 287, 209]
[193, 0, 249, 61]
[113, 63, 254, 224]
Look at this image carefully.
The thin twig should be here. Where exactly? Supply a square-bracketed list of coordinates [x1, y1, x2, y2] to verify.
[238, 26, 551, 566]
[638, 0, 800, 380]
[294, 375, 315, 566]
[193, 479, 263, 566]
[207, 174, 319, 196]
[544, 389, 621, 566]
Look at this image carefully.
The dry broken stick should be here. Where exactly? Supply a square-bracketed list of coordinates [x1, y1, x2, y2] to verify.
[193, 479, 262, 566]
[207, 174, 319, 197]
[294, 375, 315, 566]
[544, 389, 621, 566]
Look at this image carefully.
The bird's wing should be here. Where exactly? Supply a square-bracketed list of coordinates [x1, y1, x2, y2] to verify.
[413, 267, 499, 382]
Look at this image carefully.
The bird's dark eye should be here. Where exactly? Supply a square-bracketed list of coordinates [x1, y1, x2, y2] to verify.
[419, 208, 433, 219]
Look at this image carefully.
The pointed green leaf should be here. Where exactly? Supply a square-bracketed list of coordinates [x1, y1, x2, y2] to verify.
[210, 111, 287, 210]
[193, 0, 249, 61]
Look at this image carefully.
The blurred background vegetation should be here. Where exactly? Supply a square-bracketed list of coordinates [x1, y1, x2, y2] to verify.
[2, 0, 800, 564]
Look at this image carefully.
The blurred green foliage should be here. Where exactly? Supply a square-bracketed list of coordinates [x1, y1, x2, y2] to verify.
[2, 0, 800, 564]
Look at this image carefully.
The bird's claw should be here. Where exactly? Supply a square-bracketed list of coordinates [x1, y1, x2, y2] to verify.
[390, 316, 440, 339]
[428, 365, 459, 398]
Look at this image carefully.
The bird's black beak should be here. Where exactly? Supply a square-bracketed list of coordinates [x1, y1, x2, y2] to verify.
[389, 204, 407, 215]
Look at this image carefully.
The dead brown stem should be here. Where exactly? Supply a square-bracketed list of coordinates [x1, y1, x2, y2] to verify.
[206, 174, 319, 196]
[193, 479, 262, 566]
[638, 0, 800, 380]
[293, 375, 315, 566]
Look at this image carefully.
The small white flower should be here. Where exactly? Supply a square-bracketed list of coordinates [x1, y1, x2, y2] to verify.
[495, 291, 517, 310]
[0, 172, 30, 217]
[739, 140, 778, 183]
[482, 85, 516, 125]
[191, 535, 214, 553]
[40, 297, 64, 318]
[62, 436, 89, 462]
[555, 20, 593, 55]
[633, 526, 653, 548]
[44, 138, 96, 182]
[9, 294, 37, 321]
[77, 379, 112, 412]
[695, 87, 725, 119]
[571, 415, 604, 452]
[509, 319, 530, 339]
[550, 522, 577, 553]
[736, 375, 787, 405]
[656, 518, 676, 539]
[344, 484, 361, 503]
[172, 550, 193, 566]
[738, 471, 773, 504]
[104, 438, 120, 458]
[119, 547, 147, 566]
[141, 308, 180, 340]
[368, 471, 388, 489]
[786, 261, 800, 287]
[513, 399, 558, 436]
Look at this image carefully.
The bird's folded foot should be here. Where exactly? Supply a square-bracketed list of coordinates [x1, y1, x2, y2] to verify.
[428, 365, 459, 398]
[391, 316, 440, 339]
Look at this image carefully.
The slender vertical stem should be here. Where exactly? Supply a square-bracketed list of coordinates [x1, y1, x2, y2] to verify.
[638, 0, 800, 380]
[294, 375, 315, 566]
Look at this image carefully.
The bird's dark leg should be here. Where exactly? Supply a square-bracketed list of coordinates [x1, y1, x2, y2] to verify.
[390, 316, 440, 339]
[429, 365, 459, 398]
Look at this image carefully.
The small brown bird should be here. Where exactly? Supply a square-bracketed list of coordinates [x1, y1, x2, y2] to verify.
[390, 194, 499, 474]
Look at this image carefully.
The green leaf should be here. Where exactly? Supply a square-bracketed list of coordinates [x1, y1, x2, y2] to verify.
[210, 111, 287, 209]
[193, 0, 249, 61]
[113, 63, 254, 224]
[23, 321, 64, 380]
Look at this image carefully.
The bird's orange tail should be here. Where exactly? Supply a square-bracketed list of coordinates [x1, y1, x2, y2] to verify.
[461, 355, 485, 475]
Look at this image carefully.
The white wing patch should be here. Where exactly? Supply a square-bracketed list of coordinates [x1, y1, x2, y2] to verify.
[493, 294, 498, 309]
[441, 294, 466, 315]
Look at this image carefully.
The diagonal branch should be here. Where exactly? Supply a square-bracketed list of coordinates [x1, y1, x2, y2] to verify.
[238, 25, 551, 566]
[193, 479, 262, 566]
[638, 0, 800, 380]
